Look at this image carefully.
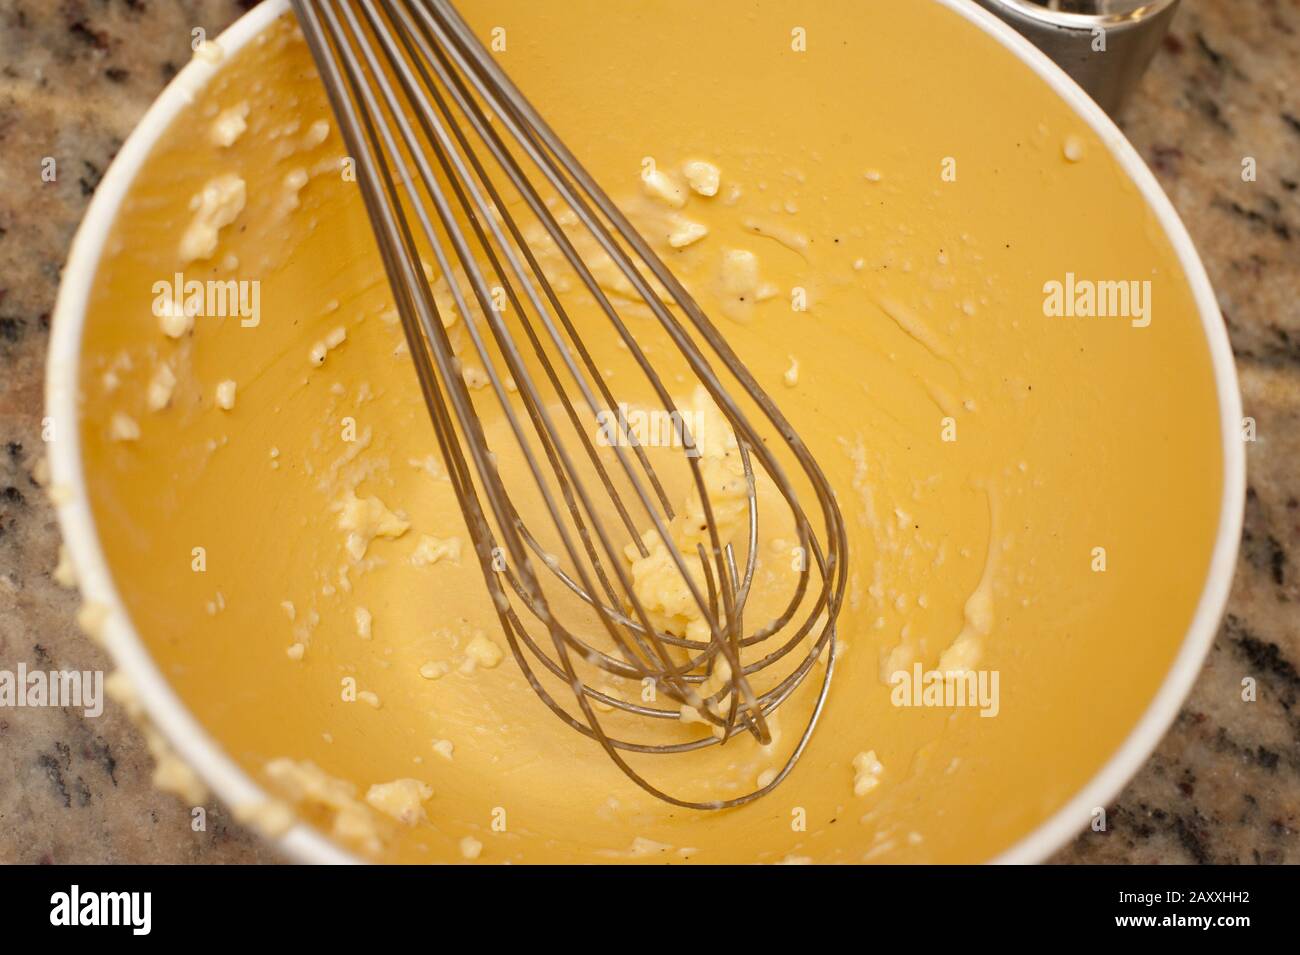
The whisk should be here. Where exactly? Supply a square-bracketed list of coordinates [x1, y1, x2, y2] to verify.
[291, 0, 848, 809]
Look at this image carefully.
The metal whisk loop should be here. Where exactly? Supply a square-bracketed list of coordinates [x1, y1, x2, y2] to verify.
[293, 0, 849, 809]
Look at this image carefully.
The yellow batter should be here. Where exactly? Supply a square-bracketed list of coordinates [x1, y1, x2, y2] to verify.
[77, 0, 1223, 862]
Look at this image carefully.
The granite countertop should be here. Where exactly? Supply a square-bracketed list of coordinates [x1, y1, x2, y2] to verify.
[0, 0, 1295, 864]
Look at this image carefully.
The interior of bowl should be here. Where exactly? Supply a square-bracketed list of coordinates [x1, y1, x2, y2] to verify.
[51, 0, 1241, 863]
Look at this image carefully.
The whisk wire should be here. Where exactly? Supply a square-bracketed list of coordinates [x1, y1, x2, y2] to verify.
[308, 0, 728, 752]
[293, 0, 847, 809]
[328, 0, 745, 718]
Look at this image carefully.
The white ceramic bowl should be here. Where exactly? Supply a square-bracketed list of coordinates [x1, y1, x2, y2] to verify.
[46, 0, 1245, 864]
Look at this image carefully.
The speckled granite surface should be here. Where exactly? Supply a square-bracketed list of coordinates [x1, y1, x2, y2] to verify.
[0, 0, 1295, 864]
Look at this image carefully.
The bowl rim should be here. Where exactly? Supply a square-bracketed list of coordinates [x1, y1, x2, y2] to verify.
[982, 0, 1181, 30]
[46, 0, 1244, 865]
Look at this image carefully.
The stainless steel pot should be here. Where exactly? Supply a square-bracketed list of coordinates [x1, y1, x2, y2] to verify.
[975, 0, 1181, 116]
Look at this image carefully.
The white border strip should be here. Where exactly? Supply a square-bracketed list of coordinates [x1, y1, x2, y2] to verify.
[45, 0, 1243, 865]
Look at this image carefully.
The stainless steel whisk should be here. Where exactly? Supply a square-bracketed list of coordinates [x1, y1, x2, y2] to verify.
[292, 0, 848, 809]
